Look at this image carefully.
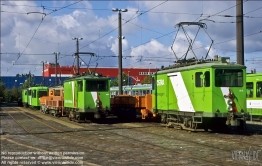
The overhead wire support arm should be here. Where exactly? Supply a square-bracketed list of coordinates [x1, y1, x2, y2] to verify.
[182, 25, 201, 60]
[76, 52, 96, 75]
[176, 22, 207, 29]
[198, 21, 214, 60]
[171, 27, 180, 62]
[171, 22, 213, 64]
[27, 12, 46, 20]
[27, 12, 46, 16]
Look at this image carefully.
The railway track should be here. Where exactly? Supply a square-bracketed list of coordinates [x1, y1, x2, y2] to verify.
[2, 107, 261, 166]
[21, 110, 254, 165]
[2, 108, 148, 161]
[131, 125, 262, 151]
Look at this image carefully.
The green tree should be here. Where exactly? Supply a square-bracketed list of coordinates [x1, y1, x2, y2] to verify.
[0, 81, 5, 98]
[110, 72, 129, 87]
[21, 71, 34, 88]
[141, 75, 152, 84]
[11, 86, 21, 102]
[3, 89, 11, 102]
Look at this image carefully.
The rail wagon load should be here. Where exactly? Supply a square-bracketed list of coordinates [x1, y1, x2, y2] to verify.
[246, 73, 262, 121]
[110, 85, 154, 120]
[63, 73, 111, 122]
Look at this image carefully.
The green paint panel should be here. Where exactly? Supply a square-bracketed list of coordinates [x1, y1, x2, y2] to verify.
[153, 60, 247, 116]
[246, 73, 262, 116]
[25, 86, 48, 107]
[63, 75, 111, 112]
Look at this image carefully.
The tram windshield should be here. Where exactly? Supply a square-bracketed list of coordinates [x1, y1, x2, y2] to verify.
[215, 69, 243, 87]
[86, 80, 108, 92]
[38, 90, 48, 98]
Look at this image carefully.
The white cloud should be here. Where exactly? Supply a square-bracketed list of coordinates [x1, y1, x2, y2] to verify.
[1, 1, 262, 76]
[54, 14, 80, 29]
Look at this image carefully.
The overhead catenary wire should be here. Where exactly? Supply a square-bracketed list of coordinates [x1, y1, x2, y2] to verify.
[45, 0, 83, 16]
[2, 1, 262, 74]
[7, 15, 46, 73]
[74, 0, 169, 55]
[200, 0, 249, 21]
[3, 30, 262, 66]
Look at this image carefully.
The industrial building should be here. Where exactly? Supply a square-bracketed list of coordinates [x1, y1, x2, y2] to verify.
[0, 76, 68, 89]
[43, 63, 157, 85]
[1, 63, 157, 89]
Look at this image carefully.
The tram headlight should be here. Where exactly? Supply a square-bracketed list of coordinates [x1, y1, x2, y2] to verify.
[227, 105, 233, 112]
[96, 100, 100, 107]
[227, 99, 233, 105]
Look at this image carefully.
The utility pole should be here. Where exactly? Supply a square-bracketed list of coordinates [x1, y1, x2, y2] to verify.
[72, 37, 83, 75]
[112, 8, 128, 95]
[41, 61, 45, 85]
[236, 0, 244, 65]
[29, 71, 31, 87]
[128, 71, 130, 86]
[42, 62, 44, 84]
[52, 52, 60, 85]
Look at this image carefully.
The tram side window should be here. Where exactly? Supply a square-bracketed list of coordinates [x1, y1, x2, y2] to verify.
[256, 82, 262, 98]
[204, 71, 210, 87]
[246, 82, 253, 98]
[152, 77, 155, 90]
[78, 81, 83, 92]
[32, 90, 36, 98]
[195, 72, 202, 87]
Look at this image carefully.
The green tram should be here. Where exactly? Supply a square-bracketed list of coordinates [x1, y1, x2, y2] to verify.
[110, 84, 152, 98]
[63, 74, 111, 122]
[22, 86, 48, 109]
[152, 57, 247, 131]
[246, 73, 262, 121]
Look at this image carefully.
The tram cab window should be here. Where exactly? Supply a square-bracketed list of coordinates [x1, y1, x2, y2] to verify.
[215, 69, 243, 87]
[28, 90, 31, 96]
[256, 82, 262, 98]
[86, 80, 108, 91]
[38, 90, 47, 98]
[246, 82, 253, 98]
[54, 90, 60, 96]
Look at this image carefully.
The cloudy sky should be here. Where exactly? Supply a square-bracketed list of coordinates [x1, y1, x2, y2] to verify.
[1, 0, 262, 76]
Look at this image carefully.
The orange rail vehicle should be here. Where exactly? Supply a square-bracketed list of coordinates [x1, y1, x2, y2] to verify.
[40, 86, 64, 117]
[110, 94, 155, 120]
